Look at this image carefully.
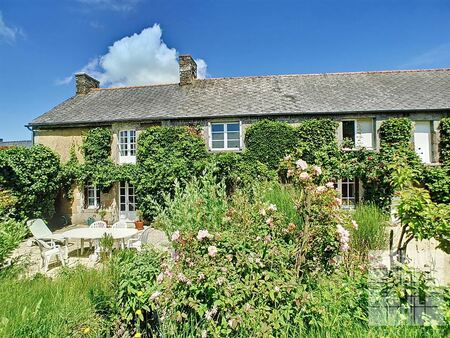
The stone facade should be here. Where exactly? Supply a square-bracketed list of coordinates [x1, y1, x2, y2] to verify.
[34, 111, 448, 225]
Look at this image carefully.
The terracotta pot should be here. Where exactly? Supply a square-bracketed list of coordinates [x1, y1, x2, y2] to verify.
[135, 220, 144, 230]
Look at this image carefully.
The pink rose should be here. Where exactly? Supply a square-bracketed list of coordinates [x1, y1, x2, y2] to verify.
[208, 245, 218, 257]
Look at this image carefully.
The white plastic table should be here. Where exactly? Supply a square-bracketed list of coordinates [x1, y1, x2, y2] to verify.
[61, 228, 138, 257]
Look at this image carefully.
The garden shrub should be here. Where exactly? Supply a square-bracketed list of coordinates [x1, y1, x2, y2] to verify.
[209, 152, 275, 193]
[422, 165, 450, 204]
[156, 160, 358, 336]
[0, 145, 61, 219]
[136, 126, 208, 219]
[245, 120, 298, 169]
[107, 249, 167, 337]
[0, 218, 27, 265]
[439, 117, 450, 164]
[155, 168, 229, 235]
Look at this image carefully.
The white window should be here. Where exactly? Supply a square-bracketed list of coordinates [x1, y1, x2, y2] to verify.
[340, 178, 358, 208]
[210, 122, 241, 151]
[118, 130, 136, 164]
[85, 185, 100, 209]
[414, 121, 432, 164]
[341, 119, 374, 149]
[342, 121, 356, 148]
[119, 181, 136, 220]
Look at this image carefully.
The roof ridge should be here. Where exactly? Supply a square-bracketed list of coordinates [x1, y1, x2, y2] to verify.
[207, 67, 450, 81]
[91, 67, 450, 91]
[92, 82, 177, 91]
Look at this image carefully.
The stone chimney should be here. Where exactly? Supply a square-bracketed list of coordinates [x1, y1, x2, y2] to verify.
[179, 55, 197, 85]
[75, 73, 100, 95]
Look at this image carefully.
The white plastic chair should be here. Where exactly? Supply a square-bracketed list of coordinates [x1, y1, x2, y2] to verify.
[27, 219, 65, 242]
[111, 221, 127, 229]
[89, 221, 107, 228]
[34, 238, 66, 272]
[88, 221, 107, 250]
[27, 219, 67, 258]
[128, 227, 152, 251]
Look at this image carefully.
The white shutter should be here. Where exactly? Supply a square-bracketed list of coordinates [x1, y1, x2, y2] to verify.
[414, 121, 432, 164]
[356, 119, 374, 149]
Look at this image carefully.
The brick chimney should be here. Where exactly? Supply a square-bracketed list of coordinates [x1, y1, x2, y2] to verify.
[75, 73, 100, 95]
[179, 55, 197, 85]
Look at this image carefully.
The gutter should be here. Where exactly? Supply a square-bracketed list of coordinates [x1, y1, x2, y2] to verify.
[27, 108, 450, 129]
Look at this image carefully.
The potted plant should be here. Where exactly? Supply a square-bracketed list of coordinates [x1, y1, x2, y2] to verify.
[99, 233, 114, 260]
[134, 210, 144, 230]
[98, 208, 107, 224]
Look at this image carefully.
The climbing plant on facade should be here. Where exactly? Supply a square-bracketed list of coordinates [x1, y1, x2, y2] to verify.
[135, 126, 209, 219]
[0, 145, 61, 219]
[439, 117, 450, 164]
[245, 120, 299, 170]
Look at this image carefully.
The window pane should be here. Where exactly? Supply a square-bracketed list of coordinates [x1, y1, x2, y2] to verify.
[342, 184, 348, 198]
[349, 183, 354, 198]
[343, 121, 356, 144]
[212, 140, 224, 149]
[227, 131, 240, 140]
[227, 123, 240, 132]
[212, 133, 224, 141]
[227, 140, 240, 148]
[211, 124, 224, 132]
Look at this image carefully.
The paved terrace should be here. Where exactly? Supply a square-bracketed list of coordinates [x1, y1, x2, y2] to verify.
[9, 224, 170, 278]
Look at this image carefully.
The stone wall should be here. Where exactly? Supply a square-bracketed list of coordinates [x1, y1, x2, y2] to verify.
[34, 127, 89, 163]
[35, 111, 448, 225]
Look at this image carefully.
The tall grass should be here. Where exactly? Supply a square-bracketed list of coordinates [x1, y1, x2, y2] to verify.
[0, 266, 109, 337]
[352, 203, 389, 253]
[259, 181, 304, 226]
[154, 169, 229, 235]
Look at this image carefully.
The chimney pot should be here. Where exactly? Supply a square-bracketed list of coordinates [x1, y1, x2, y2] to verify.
[179, 55, 197, 85]
[75, 73, 100, 95]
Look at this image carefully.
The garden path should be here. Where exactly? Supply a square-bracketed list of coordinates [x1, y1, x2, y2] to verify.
[9, 224, 170, 278]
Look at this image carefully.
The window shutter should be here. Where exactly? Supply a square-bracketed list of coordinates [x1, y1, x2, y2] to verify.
[356, 119, 374, 149]
[96, 187, 101, 207]
[83, 186, 88, 209]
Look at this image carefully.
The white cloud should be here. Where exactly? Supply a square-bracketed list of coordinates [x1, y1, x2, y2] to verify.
[59, 24, 208, 87]
[401, 43, 450, 69]
[0, 11, 20, 43]
[77, 0, 140, 12]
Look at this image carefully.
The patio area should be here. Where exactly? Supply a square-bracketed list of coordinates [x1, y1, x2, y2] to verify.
[9, 223, 171, 278]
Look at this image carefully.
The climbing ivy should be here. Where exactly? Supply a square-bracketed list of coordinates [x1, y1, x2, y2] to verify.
[0, 145, 61, 219]
[379, 117, 413, 148]
[82, 127, 112, 164]
[245, 120, 299, 170]
[439, 117, 450, 164]
[135, 126, 209, 219]
[297, 118, 339, 164]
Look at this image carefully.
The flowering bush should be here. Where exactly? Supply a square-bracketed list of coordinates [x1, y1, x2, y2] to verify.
[153, 163, 359, 336]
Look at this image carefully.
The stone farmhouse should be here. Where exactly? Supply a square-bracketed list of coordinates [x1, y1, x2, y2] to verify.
[29, 55, 450, 224]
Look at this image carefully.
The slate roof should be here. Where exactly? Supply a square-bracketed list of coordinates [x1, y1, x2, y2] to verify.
[30, 68, 450, 127]
[0, 140, 32, 148]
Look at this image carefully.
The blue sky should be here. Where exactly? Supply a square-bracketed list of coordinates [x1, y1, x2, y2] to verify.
[1, 0, 450, 140]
